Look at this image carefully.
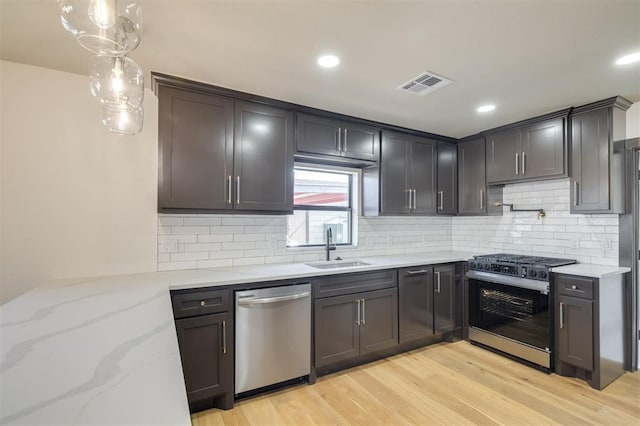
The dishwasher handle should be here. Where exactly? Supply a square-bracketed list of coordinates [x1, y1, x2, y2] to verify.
[237, 291, 310, 305]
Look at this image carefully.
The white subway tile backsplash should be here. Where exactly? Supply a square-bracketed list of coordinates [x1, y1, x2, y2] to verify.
[157, 178, 619, 271]
[451, 178, 618, 266]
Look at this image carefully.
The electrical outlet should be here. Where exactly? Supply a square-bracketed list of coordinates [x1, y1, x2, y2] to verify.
[161, 239, 178, 253]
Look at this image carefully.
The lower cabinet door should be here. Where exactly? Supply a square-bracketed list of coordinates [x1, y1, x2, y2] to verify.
[175, 312, 232, 403]
[434, 264, 456, 334]
[314, 294, 361, 367]
[399, 267, 434, 343]
[359, 288, 399, 355]
[558, 295, 594, 371]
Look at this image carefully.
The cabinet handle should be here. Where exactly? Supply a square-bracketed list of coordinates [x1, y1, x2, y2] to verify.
[480, 189, 485, 211]
[559, 302, 564, 329]
[435, 271, 441, 293]
[438, 190, 444, 210]
[227, 175, 232, 205]
[406, 269, 429, 275]
[222, 320, 227, 354]
[200, 301, 205, 307]
[515, 153, 520, 176]
[571, 285, 577, 290]
[361, 299, 365, 325]
[522, 152, 526, 175]
[236, 176, 240, 205]
[356, 299, 361, 325]
[343, 128, 348, 152]
[574, 181, 579, 206]
[412, 189, 417, 210]
[337, 127, 342, 152]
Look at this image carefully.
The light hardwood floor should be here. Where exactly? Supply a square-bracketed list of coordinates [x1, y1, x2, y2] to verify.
[192, 341, 640, 425]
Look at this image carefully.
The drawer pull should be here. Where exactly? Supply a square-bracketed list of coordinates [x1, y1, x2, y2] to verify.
[200, 301, 205, 306]
[571, 285, 577, 290]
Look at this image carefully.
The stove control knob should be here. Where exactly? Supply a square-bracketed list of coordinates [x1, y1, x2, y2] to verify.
[470, 262, 476, 269]
[529, 269, 537, 278]
[539, 271, 548, 279]
[484, 264, 491, 271]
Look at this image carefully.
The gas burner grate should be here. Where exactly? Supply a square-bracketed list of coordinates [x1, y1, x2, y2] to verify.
[473, 253, 576, 267]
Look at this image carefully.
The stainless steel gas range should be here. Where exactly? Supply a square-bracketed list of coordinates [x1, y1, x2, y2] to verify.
[466, 253, 576, 370]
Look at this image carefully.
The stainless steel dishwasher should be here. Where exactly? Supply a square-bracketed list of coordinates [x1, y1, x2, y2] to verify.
[235, 283, 311, 395]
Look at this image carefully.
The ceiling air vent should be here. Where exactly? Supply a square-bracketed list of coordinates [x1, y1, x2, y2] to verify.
[397, 71, 453, 96]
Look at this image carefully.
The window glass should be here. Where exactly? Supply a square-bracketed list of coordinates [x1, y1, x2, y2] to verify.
[287, 168, 353, 247]
[294, 169, 350, 207]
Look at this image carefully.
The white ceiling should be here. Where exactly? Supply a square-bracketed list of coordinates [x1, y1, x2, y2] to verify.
[1, 0, 639, 138]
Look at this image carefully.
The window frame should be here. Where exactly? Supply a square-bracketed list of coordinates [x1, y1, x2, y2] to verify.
[288, 166, 355, 248]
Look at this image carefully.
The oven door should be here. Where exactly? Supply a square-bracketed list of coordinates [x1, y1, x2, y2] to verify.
[467, 271, 552, 368]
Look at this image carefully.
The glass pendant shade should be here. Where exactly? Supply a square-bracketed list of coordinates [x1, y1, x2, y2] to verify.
[58, 0, 141, 55]
[102, 103, 143, 135]
[89, 55, 144, 108]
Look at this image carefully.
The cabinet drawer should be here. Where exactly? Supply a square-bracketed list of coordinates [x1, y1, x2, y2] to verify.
[556, 275, 594, 300]
[314, 270, 397, 299]
[172, 288, 230, 319]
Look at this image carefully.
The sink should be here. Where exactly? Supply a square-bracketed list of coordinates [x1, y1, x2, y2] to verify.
[305, 260, 371, 269]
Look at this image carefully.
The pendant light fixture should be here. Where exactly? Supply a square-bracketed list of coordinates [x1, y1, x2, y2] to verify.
[57, 0, 144, 135]
[102, 103, 143, 135]
[58, 0, 141, 56]
[89, 55, 143, 108]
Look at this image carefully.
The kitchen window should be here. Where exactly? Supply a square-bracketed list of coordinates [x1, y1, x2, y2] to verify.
[287, 166, 357, 247]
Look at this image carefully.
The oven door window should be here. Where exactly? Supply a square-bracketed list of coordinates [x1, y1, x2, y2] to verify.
[469, 279, 549, 350]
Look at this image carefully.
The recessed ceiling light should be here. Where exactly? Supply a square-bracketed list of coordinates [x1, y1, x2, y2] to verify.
[317, 55, 340, 68]
[615, 52, 640, 65]
[477, 104, 496, 113]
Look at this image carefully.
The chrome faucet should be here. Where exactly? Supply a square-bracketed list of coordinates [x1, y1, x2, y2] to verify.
[325, 228, 336, 261]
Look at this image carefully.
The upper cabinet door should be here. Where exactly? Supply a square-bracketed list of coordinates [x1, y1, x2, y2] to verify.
[295, 113, 341, 158]
[458, 137, 487, 215]
[341, 123, 380, 161]
[486, 128, 520, 184]
[295, 113, 379, 162]
[571, 108, 610, 213]
[380, 132, 411, 215]
[437, 142, 458, 215]
[234, 102, 294, 212]
[520, 118, 566, 180]
[158, 87, 234, 210]
[410, 139, 437, 214]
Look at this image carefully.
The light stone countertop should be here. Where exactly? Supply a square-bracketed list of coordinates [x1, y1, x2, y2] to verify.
[551, 264, 631, 279]
[0, 251, 477, 426]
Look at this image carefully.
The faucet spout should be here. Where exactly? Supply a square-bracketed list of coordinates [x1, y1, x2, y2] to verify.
[325, 228, 336, 261]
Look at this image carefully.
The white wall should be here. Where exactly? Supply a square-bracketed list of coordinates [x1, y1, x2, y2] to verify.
[0, 61, 158, 304]
[627, 102, 640, 139]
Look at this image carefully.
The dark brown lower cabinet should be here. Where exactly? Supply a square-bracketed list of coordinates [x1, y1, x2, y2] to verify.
[434, 264, 456, 334]
[399, 264, 456, 344]
[399, 267, 433, 343]
[554, 272, 626, 390]
[558, 295, 593, 371]
[359, 288, 399, 355]
[314, 293, 360, 367]
[314, 288, 398, 369]
[171, 288, 233, 412]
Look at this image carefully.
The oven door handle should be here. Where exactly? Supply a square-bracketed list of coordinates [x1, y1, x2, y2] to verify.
[466, 270, 549, 294]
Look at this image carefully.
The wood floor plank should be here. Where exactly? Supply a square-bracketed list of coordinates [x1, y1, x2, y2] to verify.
[192, 341, 640, 426]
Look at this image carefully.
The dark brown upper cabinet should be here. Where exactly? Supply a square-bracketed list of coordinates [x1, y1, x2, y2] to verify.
[570, 96, 631, 214]
[295, 113, 380, 162]
[157, 84, 293, 213]
[485, 110, 570, 185]
[458, 137, 487, 215]
[378, 131, 437, 215]
[437, 142, 458, 214]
